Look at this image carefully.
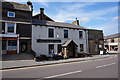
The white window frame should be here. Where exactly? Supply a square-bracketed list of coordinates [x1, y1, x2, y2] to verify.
[5, 22, 16, 34]
[48, 27, 55, 38]
[7, 11, 15, 17]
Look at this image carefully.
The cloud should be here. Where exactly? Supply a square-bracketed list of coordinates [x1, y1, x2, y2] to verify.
[80, 17, 90, 23]
[51, 3, 118, 23]
[64, 2, 95, 11]
[88, 16, 118, 36]
[112, 16, 120, 21]
[5, 0, 119, 2]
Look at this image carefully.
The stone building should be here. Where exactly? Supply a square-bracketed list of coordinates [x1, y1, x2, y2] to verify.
[1, 1, 32, 54]
[88, 29, 104, 55]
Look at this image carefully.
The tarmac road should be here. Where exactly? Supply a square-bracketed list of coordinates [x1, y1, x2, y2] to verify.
[2, 55, 118, 79]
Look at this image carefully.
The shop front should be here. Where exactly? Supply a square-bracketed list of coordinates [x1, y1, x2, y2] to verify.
[1, 34, 19, 54]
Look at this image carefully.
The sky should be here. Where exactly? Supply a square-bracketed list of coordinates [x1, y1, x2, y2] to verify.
[5, 0, 119, 36]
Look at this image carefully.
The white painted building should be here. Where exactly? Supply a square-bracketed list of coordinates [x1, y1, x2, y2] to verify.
[32, 19, 88, 58]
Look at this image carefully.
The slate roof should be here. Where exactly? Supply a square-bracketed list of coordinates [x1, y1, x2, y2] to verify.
[33, 14, 54, 21]
[32, 19, 87, 30]
[62, 40, 78, 47]
[2, 1, 30, 11]
[104, 33, 120, 39]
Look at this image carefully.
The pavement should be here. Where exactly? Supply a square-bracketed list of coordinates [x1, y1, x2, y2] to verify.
[1, 54, 115, 70]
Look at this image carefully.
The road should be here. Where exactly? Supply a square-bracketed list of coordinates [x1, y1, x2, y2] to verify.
[2, 55, 118, 79]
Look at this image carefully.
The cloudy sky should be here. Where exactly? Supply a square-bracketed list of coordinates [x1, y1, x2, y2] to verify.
[6, 0, 119, 36]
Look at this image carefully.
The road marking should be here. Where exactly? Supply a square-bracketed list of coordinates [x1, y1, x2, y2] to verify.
[1, 55, 116, 71]
[96, 63, 116, 68]
[44, 70, 82, 78]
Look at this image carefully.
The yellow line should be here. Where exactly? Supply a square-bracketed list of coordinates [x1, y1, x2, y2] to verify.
[1, 55, 117, 72]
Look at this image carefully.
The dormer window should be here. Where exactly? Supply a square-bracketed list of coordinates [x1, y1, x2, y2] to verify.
[8, 11, 15, 17]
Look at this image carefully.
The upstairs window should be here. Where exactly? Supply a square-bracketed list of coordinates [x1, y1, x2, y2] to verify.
[79, 31, 83, 39]
[7, 23, 15, 33]
[64, 30, 68, 38]
[8, 11, 15, 17]
[48, 28, 54, 38]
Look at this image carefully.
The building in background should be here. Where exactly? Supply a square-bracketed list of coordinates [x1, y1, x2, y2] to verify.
[104, 33, 120, 53]
[88, 29, 104, 55]
[1, 1, 32, 54]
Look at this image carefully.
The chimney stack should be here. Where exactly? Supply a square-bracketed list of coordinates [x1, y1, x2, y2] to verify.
[72, 18, 79, 26]
[40, 8, 44, 20]
[27, 1, 33, 11]
[40, 8, 44, 14]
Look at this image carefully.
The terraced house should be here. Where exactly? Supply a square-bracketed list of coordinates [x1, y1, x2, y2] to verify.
[32, 8, 89, 58]
[1, 1, 104, 58]
[1, 1, 33, 54]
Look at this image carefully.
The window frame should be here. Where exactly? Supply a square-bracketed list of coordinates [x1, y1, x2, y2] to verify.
[5, 23, 16, 34]
[79, 31, 83, 39]
[48, 28, 54, 38]
[7, 11, 15, 17]
[7, 40, 17, 50]
[64, 30, 68, 38]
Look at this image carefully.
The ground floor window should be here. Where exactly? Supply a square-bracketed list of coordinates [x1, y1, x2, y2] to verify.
[57, 44, 62, 53]
[8, 40, 17, 50]
[110, 45, 118, 51]
[80, 44, 84, 52]
[48, 44, 54, 54]
[2, 40, 17, 50]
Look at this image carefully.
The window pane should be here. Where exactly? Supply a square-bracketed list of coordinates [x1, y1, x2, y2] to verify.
[79, 31, 83, 38]
[8, 11, 15, 17]
[8, 40, 17, 50]
[48, 28, 54, 38]
[64, 30, 68, 38]
[7, 23, 14, 33]
[8, 40, 17, 46]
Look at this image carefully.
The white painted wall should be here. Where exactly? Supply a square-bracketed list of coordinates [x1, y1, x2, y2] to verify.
[32, 25, 88, 57]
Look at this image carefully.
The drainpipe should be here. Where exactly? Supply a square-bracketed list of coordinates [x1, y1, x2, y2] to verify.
[86, 30, 89, 53]
[17, 34, 19, 54]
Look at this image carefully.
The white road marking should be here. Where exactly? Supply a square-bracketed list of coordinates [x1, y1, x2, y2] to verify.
[96, 63, 116, 68]
[44, 70, 82, 78]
